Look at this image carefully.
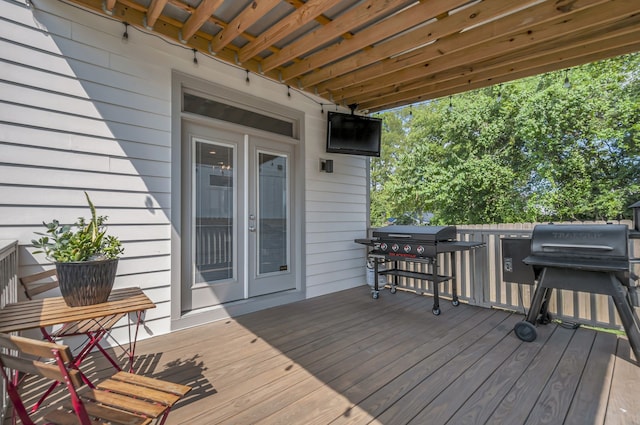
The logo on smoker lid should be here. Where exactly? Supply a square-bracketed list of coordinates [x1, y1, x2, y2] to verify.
[404, 244, 411, 253]
[417, 245, 425, 254]
[380, 242, 388, 251]
[391, 243, 399, 252]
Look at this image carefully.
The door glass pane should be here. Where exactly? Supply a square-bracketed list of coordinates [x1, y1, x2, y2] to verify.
[258, 152, 288, 274]
[194, 140, 234, 283]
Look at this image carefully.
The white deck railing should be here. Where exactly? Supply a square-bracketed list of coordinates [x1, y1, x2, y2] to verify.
[0, 240, 17, 420]
[0, 241, 18, 310]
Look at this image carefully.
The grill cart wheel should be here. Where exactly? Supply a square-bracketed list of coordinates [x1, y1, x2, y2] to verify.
[372, 291, 379, 299]
[390, 287, 397, 294]
[452, 299, 460, 307]
[432, 307, 441, 316]
[514, 321, 537, 342]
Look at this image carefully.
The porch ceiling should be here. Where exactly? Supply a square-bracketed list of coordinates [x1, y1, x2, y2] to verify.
[70, 0, 639, 113]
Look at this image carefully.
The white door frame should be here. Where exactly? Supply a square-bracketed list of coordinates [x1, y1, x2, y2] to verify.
[170, 72, 306, 331]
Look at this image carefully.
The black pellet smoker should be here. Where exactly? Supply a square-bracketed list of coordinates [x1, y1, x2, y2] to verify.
[508, 203, 640, 361]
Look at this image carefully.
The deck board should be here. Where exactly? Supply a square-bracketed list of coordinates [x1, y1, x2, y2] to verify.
[10, 286, 640, 425]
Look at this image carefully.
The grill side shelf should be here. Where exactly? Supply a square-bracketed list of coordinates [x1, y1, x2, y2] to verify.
[379, 268, 452, 283]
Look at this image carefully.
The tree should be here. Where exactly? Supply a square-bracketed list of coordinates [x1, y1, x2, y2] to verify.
[372, 53, 640, 225]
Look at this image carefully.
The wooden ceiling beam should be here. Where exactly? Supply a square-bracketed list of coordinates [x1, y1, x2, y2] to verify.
[211, 0, 281, 53]
[316, 0, 610, 96]
[50, 0, 640, 111]
[350, 20, 640, 106]
[182, 0, 225, 42]
[145, 0, 168, 28]
[104, 0, 116, 11]
[365, 42, 640, 112]
[358, 28, 640, 109]
[63, 0, 283, 85]
[260, 0, 412, 73]
[329, 0, 640, 102]
[238, 0, 343, 63]
[280, 0, 468, 81]
[298, 0, 542, 89]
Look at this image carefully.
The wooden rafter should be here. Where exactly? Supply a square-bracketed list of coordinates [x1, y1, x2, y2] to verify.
[182, 0, 225, 42]
[146, 0, 169, 28]
[335, 1, 640, 107]
[323, 0, 635, 99]
[363, 41, 640, 112]
[238, 0, 343, 63]
[280, 0, 470, 81]
[58, 0, 640, 112]
[260, 0, 412, 73]
[298, 0, 546, 89]
[210, 0, 281, 53]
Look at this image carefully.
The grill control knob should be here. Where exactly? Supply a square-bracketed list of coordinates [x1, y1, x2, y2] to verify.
[380, 243, 387, 251]
[404, 244, 411, 253]
[417, 245, 425, 255]
[391, 243, 399, 252]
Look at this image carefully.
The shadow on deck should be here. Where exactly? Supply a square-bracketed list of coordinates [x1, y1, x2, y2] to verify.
[11, 286, 640, 424]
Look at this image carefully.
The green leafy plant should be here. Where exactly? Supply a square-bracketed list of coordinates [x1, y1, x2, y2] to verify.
[32, 192, 124, 262]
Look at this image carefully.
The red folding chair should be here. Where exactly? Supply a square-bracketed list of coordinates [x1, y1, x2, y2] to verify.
[0, 332, 191, 425]
[19, 268, 131, 411]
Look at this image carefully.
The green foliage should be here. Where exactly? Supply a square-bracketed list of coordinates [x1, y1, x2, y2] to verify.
[372, 53, 640, 224]
[32, 192, 124, 262]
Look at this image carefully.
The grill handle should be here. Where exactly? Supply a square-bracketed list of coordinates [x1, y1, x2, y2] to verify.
[540, 243, 614, 251]
[385, 234, 413, 239]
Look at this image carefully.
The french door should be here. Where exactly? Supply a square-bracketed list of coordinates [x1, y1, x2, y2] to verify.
[181, 121, 296, 312]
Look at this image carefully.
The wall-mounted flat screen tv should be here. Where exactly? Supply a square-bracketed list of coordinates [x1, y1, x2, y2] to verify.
[326, 111, 382, 157]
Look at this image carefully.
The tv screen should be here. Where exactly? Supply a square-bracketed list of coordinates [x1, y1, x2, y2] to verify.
[326, 111, 382, 157]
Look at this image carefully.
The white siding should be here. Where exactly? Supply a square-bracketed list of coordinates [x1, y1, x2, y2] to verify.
[0, 0, 368, 338]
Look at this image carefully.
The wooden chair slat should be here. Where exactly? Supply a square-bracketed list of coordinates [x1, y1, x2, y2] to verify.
[81, 402, 153, 425]
[97, 379, 181, 405]
[80, 388, 169, 418]
[0, 333, 74, 363]
[110, 371, 193, 396]
[44, 409, 100, 424]
[20, 268, 57, 286]
[27, 281, 60, 298]
[0, 354, 79, 386]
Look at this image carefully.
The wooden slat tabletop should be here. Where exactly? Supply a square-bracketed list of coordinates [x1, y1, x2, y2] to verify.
[0, 287, 155, 334]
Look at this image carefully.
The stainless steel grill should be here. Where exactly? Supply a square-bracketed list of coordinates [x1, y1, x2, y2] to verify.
[514, 223, 640, 361]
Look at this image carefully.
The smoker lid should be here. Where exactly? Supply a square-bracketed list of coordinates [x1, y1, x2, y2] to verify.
[524, 223, 629, 271]
[372, 225, 457, 241]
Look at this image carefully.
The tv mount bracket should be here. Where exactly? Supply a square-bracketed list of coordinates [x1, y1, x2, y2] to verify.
[348, 104, 358, 115]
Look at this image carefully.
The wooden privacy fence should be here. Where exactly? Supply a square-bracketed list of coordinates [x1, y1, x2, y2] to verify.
[382, 222, 638, 330]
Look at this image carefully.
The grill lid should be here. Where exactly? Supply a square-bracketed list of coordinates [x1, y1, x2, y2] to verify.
[524, 224, 629, 272]
[372, 225, 457, 242]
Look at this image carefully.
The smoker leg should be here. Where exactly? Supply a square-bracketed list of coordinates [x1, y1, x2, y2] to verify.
[537, 287, 554, 324]
[515, 270, 551, 342]
[525, 286, 551, 325]
[609, 276, 640, 362]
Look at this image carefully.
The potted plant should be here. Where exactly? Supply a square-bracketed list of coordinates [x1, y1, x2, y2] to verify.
[32, 192, 124, 307]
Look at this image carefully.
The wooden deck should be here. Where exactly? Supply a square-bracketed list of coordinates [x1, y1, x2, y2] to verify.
[14, 286, 640, 424]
